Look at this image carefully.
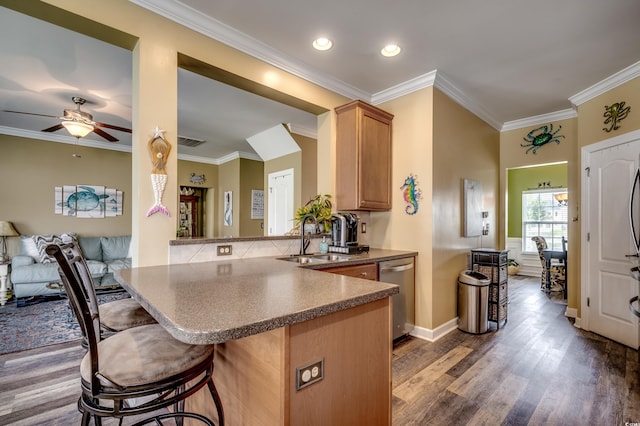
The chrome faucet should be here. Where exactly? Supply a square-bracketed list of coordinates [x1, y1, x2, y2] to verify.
[300, 214, 318, 255]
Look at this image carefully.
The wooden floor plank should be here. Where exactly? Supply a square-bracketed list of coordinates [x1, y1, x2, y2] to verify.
[2, 276, 640, 425]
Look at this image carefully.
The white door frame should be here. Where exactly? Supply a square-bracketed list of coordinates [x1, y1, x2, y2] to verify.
[581, 128, 640, 332]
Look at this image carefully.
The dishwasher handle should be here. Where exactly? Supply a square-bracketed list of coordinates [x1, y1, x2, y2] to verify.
[380, 262, 414, 273]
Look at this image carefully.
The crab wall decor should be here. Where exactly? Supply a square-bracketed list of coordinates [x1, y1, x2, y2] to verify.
[603, 101, 631, 133]
[521, 123, 565, 154]
[190, 173, 206, 185]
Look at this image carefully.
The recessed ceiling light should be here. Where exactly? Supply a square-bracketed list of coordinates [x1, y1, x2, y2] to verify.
[381, 44, 401, 57]
[313, 37, 333, 51]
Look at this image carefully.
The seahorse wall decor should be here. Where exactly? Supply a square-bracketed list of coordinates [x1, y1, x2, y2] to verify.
[146, 127, 172, 217]
[400, 174, 422, 215]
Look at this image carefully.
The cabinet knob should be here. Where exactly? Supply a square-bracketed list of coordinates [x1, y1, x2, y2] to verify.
[361, 272, 368, 277]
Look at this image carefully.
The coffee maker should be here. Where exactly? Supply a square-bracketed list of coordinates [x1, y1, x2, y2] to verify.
[329, 212, 369, 254]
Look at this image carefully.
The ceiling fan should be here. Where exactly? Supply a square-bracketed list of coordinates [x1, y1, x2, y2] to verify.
[3, 96, 131, 142]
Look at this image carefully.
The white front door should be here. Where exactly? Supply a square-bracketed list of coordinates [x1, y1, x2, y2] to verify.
[267, 168, 294, 235]
[584, 131, 640, 348]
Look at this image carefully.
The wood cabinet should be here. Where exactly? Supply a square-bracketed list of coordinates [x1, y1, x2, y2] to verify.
[187, 298, 392, 425]
[321, 262, 378, 281]
[335, 100, 394, 211]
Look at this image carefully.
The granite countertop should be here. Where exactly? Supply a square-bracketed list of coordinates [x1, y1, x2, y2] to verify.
[114, 251, 413, 345]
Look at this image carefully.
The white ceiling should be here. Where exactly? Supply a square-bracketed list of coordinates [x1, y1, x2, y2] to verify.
[2, 0, 640, 161]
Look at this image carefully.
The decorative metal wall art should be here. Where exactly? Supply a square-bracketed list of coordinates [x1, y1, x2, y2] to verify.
[147, 127, 171, 217]
[190, 173, 206, 184]
[400, 174, 422, 215]
[603, 101, 631, 133]
[521, 123, 565, 154]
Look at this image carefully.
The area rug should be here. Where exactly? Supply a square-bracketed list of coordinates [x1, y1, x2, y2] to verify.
[0, 291, 130, 355]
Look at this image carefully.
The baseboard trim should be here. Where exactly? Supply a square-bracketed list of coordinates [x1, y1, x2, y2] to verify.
[564, 307, 577, 319]
[573, 315, 583, 329]
[410, 317, 458, 342]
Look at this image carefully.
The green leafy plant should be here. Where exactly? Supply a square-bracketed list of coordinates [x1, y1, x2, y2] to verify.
[295, 194, 333, 233]
[507, 259, 519, 267]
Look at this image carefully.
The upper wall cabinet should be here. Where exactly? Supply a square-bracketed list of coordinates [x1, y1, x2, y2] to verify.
[335, 100, 394, 211]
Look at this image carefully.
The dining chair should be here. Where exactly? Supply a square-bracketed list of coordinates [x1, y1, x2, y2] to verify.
[531, 236, 566, 294]
[46, 242, 224, 426]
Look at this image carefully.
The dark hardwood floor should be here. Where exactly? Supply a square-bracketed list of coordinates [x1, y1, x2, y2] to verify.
[1, 276, 638, 425]
[392, 276, 640, 425]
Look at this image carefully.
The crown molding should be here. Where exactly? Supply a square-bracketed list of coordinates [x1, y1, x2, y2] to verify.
[501, 108, 578, 132]
[0, 125, 261, 165]
[371, 70, 502, 130]
[433, 72, 502, 130]
[0, 126, 131, 152]
[289, 124, 317, 139]
[569, 59, 640, 107]
[133, 1, 639, 136]
[371, 70, 437, 105]
[129, 0, 369, 101]
[178, 150, 262, 165]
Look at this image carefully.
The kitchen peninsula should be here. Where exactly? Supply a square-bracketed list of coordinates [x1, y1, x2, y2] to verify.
[115, 254, 404, 426]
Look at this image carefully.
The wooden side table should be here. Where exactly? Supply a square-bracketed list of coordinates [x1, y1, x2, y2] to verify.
[0, 260, 10, 306]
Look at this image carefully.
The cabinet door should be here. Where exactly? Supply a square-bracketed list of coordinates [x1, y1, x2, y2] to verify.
[359, 110, 392, 210]
[335, 100, 393, 211]
[322, 263, 378, 281]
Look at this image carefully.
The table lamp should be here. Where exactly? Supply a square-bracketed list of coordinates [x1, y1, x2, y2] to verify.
[0, 221, 19, 261]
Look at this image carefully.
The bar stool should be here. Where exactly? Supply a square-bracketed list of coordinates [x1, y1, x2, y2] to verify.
[47, 242, 224, 426]
[68, 243, 156, 334]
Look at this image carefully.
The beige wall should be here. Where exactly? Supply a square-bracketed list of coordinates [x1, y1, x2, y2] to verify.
[177, 159, 218, 237]
[239, 159, 264, 236]
[370, 88, 435, 329]
[218, 159, 240, 237]
[577, 78, 640, 148]
[0, 134, 132, 255]
[28, 0, 348, 265]
[500, 118, 578, 308]
[291, 133, 318, 202]
[569, 76, 640, 315]
[431, 89, 500, 327]
[370, 88, 499, 331]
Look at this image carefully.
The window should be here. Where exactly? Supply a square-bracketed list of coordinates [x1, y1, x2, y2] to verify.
[522, 189, 568, 252]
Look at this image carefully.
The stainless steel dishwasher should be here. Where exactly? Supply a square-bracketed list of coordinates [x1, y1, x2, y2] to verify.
[379, 257, 415, 340]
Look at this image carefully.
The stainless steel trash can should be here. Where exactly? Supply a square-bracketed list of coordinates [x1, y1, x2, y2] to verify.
[457, 270, 490, 334]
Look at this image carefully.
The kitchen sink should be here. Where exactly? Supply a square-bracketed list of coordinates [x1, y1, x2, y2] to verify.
[277, 253, 354, 264]
[277, 255, 328, 264]
[309, 254, 352, 262]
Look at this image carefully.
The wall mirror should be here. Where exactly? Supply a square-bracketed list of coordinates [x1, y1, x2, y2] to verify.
[177, 55, 325, 238]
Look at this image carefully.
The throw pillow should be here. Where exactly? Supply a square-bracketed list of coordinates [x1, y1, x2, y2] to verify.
[32, 233, 77, 264]
[19, 236, 40, 261]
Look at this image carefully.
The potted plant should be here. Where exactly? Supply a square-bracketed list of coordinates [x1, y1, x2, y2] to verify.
[294, 194, 333, 234]
[507, 258, 520, 276]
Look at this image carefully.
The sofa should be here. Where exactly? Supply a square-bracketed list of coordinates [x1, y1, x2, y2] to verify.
[11, 234, 132, 305]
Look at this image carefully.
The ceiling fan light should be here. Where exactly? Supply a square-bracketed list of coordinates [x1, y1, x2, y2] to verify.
[62, 120, 93, 138]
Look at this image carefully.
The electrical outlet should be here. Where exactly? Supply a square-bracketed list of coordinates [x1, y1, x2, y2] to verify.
[296, 358, 324, 390]
[217, 245, 232, 256]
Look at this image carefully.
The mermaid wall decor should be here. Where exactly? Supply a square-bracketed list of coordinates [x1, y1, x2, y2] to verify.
[146, 127, 172, 217]
[400, 174, 422, 215]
